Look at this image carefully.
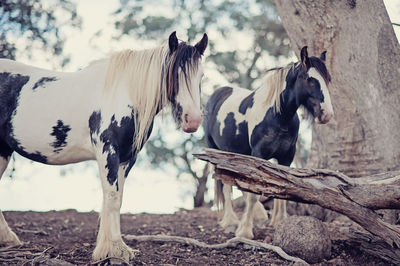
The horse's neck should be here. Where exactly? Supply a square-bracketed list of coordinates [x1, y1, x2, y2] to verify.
[277, 86, 300, 122]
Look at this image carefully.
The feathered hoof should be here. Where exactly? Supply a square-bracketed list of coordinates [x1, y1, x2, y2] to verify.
[0, 229, 22, 246]
[235, 224, 254, 239]
[269, 217, 278, 228]
[219, 215, 239, 230]
[92, 239, 138, 263]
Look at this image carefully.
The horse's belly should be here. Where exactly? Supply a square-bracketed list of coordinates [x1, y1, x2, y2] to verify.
[8, 110, 95, 165]
[45, 146, 95, 165]
[8, 127, 95, 165]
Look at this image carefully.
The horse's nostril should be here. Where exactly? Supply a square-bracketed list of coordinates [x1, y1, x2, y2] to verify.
[184, 114, 189, 123]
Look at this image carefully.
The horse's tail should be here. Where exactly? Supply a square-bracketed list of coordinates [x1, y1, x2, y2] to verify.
[214, 178, 224, 210]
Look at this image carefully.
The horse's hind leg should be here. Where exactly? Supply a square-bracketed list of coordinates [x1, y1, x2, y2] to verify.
[235, 192, 258, 239]
[269, 199, 288, 227]
[269, 152, 294, 227]
[0, 144, 21, 246]
[253, 198, 269, 223]
[218, 184, 239, 231]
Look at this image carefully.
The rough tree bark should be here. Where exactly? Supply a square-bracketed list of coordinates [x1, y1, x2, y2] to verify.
[272, 0, 400, 177]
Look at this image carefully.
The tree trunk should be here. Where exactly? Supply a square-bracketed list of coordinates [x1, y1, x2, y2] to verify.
[272, 0, 400, 177]
[193, 163, 210, 208]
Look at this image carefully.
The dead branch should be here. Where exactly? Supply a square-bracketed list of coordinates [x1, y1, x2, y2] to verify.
[349, 231, 400, 265]
[194, 148, 400, 248]
[123, 234, 308, 264]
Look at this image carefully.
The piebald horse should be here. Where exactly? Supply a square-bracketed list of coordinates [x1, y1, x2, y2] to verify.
[0, 31, 207, 261]
[204, 46, 333, 239]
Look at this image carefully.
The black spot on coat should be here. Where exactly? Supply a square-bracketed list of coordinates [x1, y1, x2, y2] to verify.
[32, 76, 58, 90]
[99, 115, 136, 186]
[89, 111, 102, 145]
[238, 92, 254, 114]
[97, 112, 155, 187]
[0, 72, 47, 162]
[50, 120, 71, 153]
[0, 72, 30, 125]
[0, 139, 13, 160]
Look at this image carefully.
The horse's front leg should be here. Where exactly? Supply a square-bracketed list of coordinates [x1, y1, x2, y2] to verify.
[92, 154, 136, 262]
[0, 150, 21, 246]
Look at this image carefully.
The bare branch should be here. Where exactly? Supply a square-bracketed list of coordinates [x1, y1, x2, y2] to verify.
[123, 234, 308, 264]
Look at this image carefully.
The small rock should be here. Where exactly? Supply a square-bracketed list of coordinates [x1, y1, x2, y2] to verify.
[273, 215, 331, 264]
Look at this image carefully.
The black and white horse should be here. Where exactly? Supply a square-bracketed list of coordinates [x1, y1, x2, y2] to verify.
[204, 46, 333, 239]
[0, 31, 207, 261]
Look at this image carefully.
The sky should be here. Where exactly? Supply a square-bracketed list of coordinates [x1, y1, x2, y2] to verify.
[1, 0, 399, 214]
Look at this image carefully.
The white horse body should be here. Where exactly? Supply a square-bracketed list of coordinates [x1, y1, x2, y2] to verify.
[0, 32, 208, 262]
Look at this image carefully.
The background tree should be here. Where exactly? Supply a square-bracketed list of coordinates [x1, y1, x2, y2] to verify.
[0, 0, 81, 67]
[0, 0, 81, 179]
[272, 0, 400, 222]
[114, 0, 291, 90]
[112, 0, 292, 207]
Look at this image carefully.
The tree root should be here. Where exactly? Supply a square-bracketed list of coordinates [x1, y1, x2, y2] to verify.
[123, 234, 308, 265]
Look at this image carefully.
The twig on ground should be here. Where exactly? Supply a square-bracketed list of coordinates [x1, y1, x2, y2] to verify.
[123, 234, 308, 265]
[17, 228, 49, 235]
[0, 244, 25, 252]
[1, 246, 54, 266]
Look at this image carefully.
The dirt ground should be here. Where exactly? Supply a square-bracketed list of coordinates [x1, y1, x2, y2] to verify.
[0, 207, 394, 265]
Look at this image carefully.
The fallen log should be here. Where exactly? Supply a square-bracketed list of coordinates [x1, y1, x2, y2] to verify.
[194, 148, 400, 249]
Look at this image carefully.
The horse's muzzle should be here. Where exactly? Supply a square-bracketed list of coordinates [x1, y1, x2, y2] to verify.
[181, 114, 203, 133]
[315, 109, 333, 124]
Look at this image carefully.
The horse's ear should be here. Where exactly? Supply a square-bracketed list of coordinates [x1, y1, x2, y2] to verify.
[169, 31, 178, 54]
[195, 33, 208, 55]
[300, 46, 311, 69]
[320, 51, 327, 62]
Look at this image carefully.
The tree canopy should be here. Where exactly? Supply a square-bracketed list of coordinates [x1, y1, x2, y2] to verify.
[0, 0, 81, 67]
[114, 0, 290, 90]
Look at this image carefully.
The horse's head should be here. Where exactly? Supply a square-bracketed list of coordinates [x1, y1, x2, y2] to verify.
[295, 46, 334, 124]
[165, 31, 208, 133]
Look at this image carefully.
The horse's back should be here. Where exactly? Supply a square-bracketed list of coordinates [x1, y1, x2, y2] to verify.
[204, 86, 253, 154]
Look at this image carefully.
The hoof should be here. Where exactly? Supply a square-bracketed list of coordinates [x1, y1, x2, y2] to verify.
[219, 215, 239, 230]
[222, 225, 236, 234]
[235, 224, 254, 239]
[93, 239, 138, 263]
[0, 229, 22, 246]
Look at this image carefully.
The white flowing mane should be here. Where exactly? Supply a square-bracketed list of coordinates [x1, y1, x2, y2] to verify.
[259, 62, 294, 113]
[103, 45, 170, 148]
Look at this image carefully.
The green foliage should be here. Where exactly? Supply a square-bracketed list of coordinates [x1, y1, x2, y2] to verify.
[0, 0, 81, 66]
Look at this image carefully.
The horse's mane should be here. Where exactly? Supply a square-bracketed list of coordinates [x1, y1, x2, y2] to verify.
[309, 57, 331, 84]
[104, 46, 169, 148]
[259, 62, 295, 113]
[103, 42, 202, 148]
